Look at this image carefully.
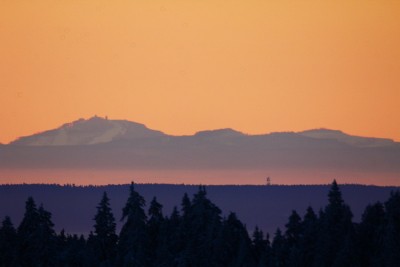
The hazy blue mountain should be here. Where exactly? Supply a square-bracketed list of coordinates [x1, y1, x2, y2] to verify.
[8, 117, 398, 149]
[194, 128, 245, 139]
[299, 128, 396, 147]
[1, 117, 400, 185]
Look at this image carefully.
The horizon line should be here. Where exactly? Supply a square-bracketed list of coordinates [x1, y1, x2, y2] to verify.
[0, 182, 397, 188]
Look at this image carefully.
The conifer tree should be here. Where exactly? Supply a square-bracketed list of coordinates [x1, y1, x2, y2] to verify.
[17, 197, 41, 266]
[270, 228, 288, 267]
[285, 210, 302, 247]
[178, 186, 222, 267]
[147, 197, 164, 267]
[298, 207, 318, 267]
[55, 229, 68, 265]
[356, 202, 385, 267]
[285, 210, 302, 267]
[383, 191, 400, 267]
[216, 212, 255, 267]
[64, 234, 90, 266]
[18, 196, 39, 236]
[179, 193, 192, 247]
[314, 180, 355, 267]
[159, 206, 182, 266]
[181, 193, 192, 219]
[0, 216, 17, 267]
[17, 197, 57, 267]
[90, 192, 118, 266]
[37, 204, 57, 266]
[252, 226, 270, 267]
[117, 183, 148, 267]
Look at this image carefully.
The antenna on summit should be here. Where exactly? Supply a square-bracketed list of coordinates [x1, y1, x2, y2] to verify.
[266, 176, 271, 186]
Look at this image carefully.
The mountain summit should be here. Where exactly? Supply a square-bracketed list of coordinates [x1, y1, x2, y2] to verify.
[11, 116, 165, 146]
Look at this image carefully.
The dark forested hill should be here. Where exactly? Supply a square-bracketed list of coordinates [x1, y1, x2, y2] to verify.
[0, 183, 397, 235]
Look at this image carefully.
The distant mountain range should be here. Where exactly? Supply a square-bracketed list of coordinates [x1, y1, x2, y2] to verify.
[8, 116, 398, 148]
[1, 116, 400, 185]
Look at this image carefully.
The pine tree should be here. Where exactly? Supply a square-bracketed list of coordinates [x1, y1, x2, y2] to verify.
[178, 192, 192, 266]
[356, 202, 385, 267]
[178, 186, 222, 267]
[17, 197, 57, 267]
[158, 206, 182, 266]
[17, 197, 41, 266]
[285, 210, 302, 267]
[117, 183, 148, 267]
[18, 196, 40, 235]
[252, 226, 270, 267]
[37, 204, 57, 266]
[383, 191, 400, 267]
[90, 192, 118, 266]
[64, 234, 91, 266]
[216, 212, 255, 267]
[147, 197, 164, 267]
[285, 210, 302, 247]
[0, 216, 17, 267]
[314, 180, 355, 267]
[55, 229, 68, 265]
[270, 228, 288, 267]
[181, 193, 192, 219]
[298, 207, 318, 267]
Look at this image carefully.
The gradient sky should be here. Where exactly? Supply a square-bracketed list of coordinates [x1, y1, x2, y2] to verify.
[1, 0, 399, 144]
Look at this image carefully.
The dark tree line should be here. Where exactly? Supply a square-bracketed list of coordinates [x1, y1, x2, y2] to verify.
[0, 180, 400, 267]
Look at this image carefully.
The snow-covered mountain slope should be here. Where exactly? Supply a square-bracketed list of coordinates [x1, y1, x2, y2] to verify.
[10, 116, 165, 146]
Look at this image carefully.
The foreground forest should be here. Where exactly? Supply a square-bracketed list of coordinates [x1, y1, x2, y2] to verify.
[1, 183, 396, 236]
[0, 181, 400, 266]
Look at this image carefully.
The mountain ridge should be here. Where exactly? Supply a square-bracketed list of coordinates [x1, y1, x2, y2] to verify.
[299, 128, 396, 147]
[2, 116, 400, 185]
[8, 116, 398, 148]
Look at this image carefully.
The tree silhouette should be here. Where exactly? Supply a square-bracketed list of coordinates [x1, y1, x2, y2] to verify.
[157, 206, 182, 266]
[17, 197, 56, 267]
[356, 202, 385, 267]
[298, 207, 318, 267]
[89, 192, 118, 266]
[216, 212, 255, 267]
[117, 183, 148, 267]
[178, 186, 222, 266]
[314, 180, 355, 267]
[270, 228, 288, 267]
[383, 191, 400, 267]
[147, 197, 164, 267]
[285, 210, 302, 267]
[0, 216, 17, 266]
[252, 226, 271, 267]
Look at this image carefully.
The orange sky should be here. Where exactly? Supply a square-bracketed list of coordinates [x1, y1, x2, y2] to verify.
[1, 0, 399, 144]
